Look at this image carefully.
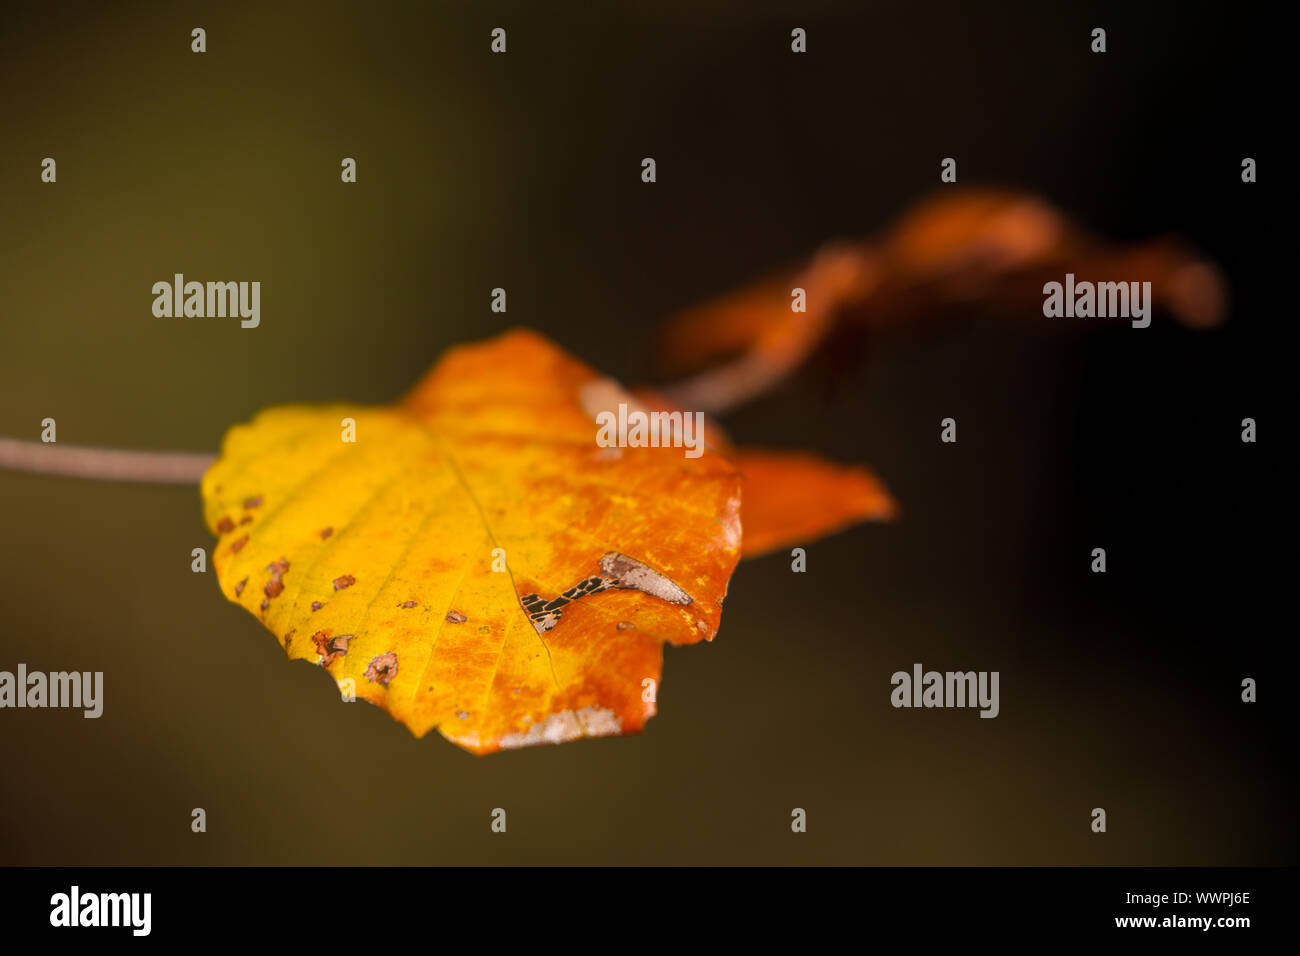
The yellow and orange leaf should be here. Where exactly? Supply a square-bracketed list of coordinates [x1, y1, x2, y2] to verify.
[201, 329, 743, 754]
[734, 449, 897, 558]
[623, 386, 899, 557]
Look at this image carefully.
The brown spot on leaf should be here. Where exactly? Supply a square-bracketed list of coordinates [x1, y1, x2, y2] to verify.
[313, 630, 352, 667]
[244, 495, 263, 509]
[263, 559, 290, 603]
[445, 610, 467, 624]
[231, 535, 249, 554]
[311, 601, 324, 612]
[400, 600, 418, 609]
[320, 527, 333, 540]
[239, 515, 253, 526]
[365, 651, 398, 686]
[234, 577, 248, 597]
[617, 621, 635, 631]
[216, 516, 235, 534]
[333, 574, 355, 591]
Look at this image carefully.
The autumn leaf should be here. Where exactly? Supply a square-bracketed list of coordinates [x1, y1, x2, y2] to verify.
[201, 329, 743, 754]
[626, 386, 898, 558]
[732, 449, 897, 558]
[657, 189, 1227, 413]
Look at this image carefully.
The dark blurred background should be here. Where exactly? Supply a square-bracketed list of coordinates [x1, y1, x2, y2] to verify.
[0, 1, 1289, 865]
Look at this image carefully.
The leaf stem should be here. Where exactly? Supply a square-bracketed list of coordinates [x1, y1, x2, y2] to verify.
[0, 438, 214, 484]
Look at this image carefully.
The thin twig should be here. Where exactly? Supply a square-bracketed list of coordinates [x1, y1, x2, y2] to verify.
[0, 438, 214, 484]
[660, 242, 874, 414]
